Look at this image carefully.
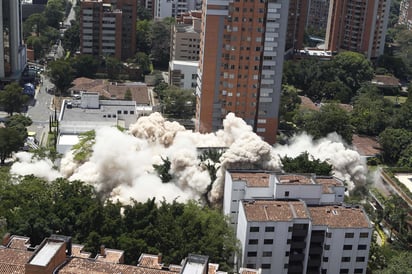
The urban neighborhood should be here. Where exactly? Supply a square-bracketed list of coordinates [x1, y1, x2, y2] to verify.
[0, 0, 411, 273]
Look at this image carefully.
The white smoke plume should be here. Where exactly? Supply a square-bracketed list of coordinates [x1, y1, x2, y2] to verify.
[10, 112, 366, 204]
[10, 152, 61, 181]
[274, 132, 367, 190]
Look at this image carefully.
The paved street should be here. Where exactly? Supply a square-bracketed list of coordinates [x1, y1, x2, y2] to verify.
[26, 75, 56, 146]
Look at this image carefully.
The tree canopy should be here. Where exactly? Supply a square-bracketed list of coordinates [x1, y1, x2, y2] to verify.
[0, 82, 29, 116]
[281, 152, 332, 175]
[0, 175, 238, 270]
[47, 59, 74, 95]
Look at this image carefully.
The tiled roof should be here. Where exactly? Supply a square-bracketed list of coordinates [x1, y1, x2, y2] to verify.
[231, 172, 271, 187]
[58, 257, 179, 274]
[0, 247, 33, 274]
[7, 236, 30, 250]
[352, 134, 381, 156]
[137, 254, 162, 269]
[315, 177, 344, 194]
[71, 77, 150, 105]
[278, 174, 312, 184]
[299, 96, 319, 111]
[309, 205, 371, 228]
[243, 200, 309, 222]
[96, 248, 124, 263]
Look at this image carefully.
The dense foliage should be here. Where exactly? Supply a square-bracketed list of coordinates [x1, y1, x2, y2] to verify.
[0, 173, 238, 270]
[0, 83, 29, 116]
[281, 152, 332, 176]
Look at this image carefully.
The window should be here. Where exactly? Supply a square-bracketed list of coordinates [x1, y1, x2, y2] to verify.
[343, 245, 352, 250]
[248, 239, 258, 245]
[341, 257, 351, 262]
[262, 251, 272, 257]
[345, 233, 354, 238]
[264, 239, 273, 244]
[358, 245, 367, 250]
[285, 191, 289, 197]
[117, 110, 121, 114]
[340, 269, 349, 274]
[247, 251, 257, 257]
[360, 232, 369, 238]
[123, 110, 128, 114]
[262, 264, 271, 269]
[246, 264, 256, 269]
[250, 227, 259, 232]
[324, 245, 330, 250]
[284, 264, 288, 269]
[326, 232, 332, 238]
[285, 251, 289, 256]
[356, 257, 365, 262]
[323, 257, 328, 262]
[265, 226, 275, 232]
[354, 269, 363, 273]
[130, 111, 134, 114]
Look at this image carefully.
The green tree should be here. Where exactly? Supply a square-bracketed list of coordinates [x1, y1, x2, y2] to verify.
[23, 13, 47, 37]
[153, 157, 172, 183]
[124, 89, 132, 100]
[105, 56, 123, 80]
[150, 19, 172, 69]
[281, 152, 332, 175]
[161, 86, 195, 119]
[70, 54, 99, 78]
[26, 36, 45, 60]
[0, 128, 25, 165]
[295, 103, 353, 143]
[135, 52, 151, 76]
[136, 20, 152, 55]
[332, 51, 374, 94]
[351, 85, 393, 136]
[47, 59, 74, 95]
[5, 114, 32, 141]
[62, 21, 80, 54]
[0, 82, 29, 116]
[376, 251, 412, 274]
[44, 0, 64, 29]
[378, 128, 412, 164]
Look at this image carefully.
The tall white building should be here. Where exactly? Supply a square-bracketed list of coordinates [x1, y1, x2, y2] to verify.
[223, 170, 372, 274]
[154, 0, 201, 19]
[0, 0, 27, 80]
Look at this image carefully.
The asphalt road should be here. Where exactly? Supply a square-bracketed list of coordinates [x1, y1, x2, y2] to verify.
[26, 75, 56, 146]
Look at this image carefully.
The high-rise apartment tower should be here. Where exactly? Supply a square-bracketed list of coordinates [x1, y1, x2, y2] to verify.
[196, 0, 290, 144]
[0, 0, 26, 80]
[325, 0, 391, 59]
[80, 0, 137, 60]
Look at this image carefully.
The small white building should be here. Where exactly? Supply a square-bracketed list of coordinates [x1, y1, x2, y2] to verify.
[223, 170, 372, 274]
[237, 200, 372, 274]
[168, 60, 198, 89]
[223, 171, 345, 226]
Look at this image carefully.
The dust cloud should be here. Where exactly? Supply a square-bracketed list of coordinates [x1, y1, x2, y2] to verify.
[10, 112, 366, 204]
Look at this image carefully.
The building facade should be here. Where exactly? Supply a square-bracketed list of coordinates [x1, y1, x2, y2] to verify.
[80, 0, 136, 60]
[154, 0, 201, 19]
[171, 11, 202, 61]
[325, 0, 391, 59]
[237, 200, 372, 274]
[196, 0, 290, 144]
[399, 0, 412, 29]
[0, 0, 27, 80]
[168, 60, 198, 89]
[306, 0, 330, 31]
[223, 170, 372, 274]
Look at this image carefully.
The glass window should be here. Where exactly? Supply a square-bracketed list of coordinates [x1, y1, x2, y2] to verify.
[262, 264, 271, 269]
[250, 227, 259, 232]
[247, 251, 257, 257]
[359, 232, 369, 238]
[341, 257, 351, 262]
[356, 257, 365, 262]
[248, 239, 258, 245]
[264, 239, 273, 244]
[262, 251, 272, 257]
[265, 226, 275, 232]
[343, 245, 352, 250]
[358, 245, 367, 250]
[345, 233, 354, 238]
